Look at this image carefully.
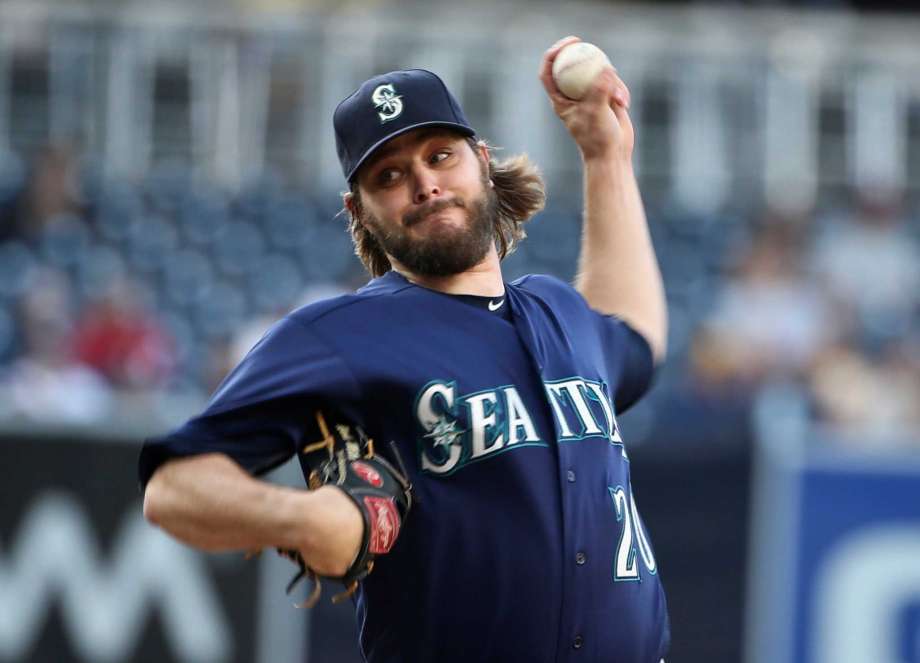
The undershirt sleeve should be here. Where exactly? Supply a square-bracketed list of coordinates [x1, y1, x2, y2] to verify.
[137, 315, 358, 488]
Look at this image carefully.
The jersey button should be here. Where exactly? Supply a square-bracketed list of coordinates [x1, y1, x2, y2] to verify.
[573, 635, 584, 649]
[575, 551, 586, 565]
[566, 470, 576, 482]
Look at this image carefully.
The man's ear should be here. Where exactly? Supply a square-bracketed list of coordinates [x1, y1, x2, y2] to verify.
[343, 191, 357, 217]
[476, 142, 491, 171]
[475, 142, 493, 187]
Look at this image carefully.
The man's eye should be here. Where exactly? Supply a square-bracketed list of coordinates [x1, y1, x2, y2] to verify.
[378, 169, 401, 184]
[430, 150, 451, 164]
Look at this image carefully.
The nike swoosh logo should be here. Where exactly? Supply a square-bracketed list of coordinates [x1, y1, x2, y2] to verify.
[488, 299, 504, 311]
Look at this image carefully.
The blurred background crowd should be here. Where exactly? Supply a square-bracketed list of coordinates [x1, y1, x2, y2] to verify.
[1, 145, 918, 442]
[0, 0, 917, 446]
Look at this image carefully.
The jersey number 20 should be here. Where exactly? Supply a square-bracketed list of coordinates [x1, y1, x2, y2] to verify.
[608, 485, 657, 581]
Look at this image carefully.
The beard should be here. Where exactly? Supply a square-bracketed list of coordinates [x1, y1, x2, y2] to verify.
[359, 174, 499, 278]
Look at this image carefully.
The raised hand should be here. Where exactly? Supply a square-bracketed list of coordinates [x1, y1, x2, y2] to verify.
[538, 36, 634, 163]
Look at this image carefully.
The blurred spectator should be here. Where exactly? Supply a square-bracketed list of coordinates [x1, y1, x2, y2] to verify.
[810, 338, 920, 443]
[812, 188, 920, 340]
[1, 144, 84, 242]
[696, 214, 835, 387]
[70, 277, 177, 389]
[0, 268, 111, 423]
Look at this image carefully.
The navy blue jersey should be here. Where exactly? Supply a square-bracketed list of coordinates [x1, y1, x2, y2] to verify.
[139, 270, 670, 663]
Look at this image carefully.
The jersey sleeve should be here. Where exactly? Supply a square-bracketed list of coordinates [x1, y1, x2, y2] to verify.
[137, 315, 359, 488]
[513, 274, 657, 414]
[595, 314, 655, 414]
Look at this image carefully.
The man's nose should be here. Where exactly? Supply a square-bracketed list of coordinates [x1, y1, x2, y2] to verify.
[412, 168, 441, 205]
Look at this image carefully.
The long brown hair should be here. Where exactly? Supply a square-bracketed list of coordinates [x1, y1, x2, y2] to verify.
[343, 138, 546, 277]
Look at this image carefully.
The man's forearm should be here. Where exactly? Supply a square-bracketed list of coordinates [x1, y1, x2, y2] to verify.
[143, 453, 361, 576]
[575, 157, 667, 361]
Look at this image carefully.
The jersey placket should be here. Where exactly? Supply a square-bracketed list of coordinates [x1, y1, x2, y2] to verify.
[506, 288, 593, 662]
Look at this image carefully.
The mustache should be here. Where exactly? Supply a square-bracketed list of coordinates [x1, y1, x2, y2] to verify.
[403, 197, 466, 227]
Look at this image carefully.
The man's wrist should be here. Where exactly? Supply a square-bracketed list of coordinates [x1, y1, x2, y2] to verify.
[274, 487, 317, 552]
[301, 485, 366, 576]
[581, 152, 634, 175]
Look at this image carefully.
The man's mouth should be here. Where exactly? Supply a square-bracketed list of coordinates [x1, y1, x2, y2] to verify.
[405, 199, 464, 227]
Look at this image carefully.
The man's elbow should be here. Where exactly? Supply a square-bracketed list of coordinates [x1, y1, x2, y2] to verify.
[649, 328, 668, 366]
[142, 471, 167, 527]
[647, 301, 668, 364]
[142, 461, 185, 528]
[624, 315, 667, 365]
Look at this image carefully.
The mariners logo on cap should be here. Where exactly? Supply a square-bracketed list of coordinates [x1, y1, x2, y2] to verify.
[372, 84, 403, 123]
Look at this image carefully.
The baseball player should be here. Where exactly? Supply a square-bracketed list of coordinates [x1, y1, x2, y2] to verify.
[140, 36, 669, 662]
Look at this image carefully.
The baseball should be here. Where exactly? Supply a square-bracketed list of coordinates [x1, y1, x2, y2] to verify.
[552, 42, 612, 100]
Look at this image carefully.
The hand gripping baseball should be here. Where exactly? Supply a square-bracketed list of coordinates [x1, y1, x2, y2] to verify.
[276, 411, 413, 607]
[539, 36, 634, 163]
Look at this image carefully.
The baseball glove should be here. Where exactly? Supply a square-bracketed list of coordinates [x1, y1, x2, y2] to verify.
[273, 410, 413, 608]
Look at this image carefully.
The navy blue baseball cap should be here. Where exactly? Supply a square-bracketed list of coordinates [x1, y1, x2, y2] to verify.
[334, 69, 476, 182]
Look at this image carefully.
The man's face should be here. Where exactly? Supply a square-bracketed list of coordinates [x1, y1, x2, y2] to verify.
[351, 129, 497, 277]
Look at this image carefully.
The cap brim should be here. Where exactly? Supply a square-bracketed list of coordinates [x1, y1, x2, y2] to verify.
[347, 121, 476, 182]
